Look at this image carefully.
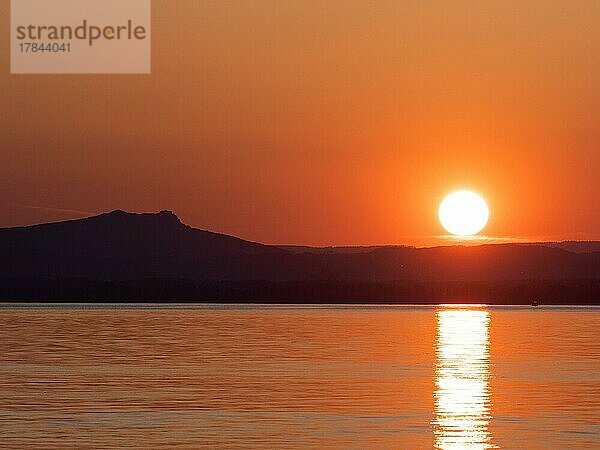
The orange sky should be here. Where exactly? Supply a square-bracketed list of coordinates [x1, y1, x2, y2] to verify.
[1, 0, 599, 246]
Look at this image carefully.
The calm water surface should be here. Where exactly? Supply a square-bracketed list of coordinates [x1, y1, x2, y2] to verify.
[0, 304, 598, 448]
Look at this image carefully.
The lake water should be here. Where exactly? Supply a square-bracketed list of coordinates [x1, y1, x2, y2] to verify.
[0, 304, 598, 448]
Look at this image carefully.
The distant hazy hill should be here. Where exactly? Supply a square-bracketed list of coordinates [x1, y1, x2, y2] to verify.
[540, 241, 600, 254]
[281, 242, 600, 255]
[279, 245, 396, 254]
[1, 211, 598, 303]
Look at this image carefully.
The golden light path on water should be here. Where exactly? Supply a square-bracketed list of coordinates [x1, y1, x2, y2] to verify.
[433, 308, 495, 449]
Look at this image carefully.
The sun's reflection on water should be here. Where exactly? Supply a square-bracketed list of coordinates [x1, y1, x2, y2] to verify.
[433, 307, 494, 449]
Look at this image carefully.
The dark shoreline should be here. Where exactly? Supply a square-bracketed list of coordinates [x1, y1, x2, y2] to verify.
[1, 304, 598, 310]
[2, 277, 598, 305]
[3, 212, 598, 305]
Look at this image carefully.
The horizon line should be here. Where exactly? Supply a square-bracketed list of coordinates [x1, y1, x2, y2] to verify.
[2, 207, 598, 249]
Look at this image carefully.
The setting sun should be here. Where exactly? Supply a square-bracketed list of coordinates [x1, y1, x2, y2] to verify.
[439, 191, 489, 237]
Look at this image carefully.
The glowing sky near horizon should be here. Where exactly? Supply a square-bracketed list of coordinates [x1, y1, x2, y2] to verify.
[0, 0, 599, 246]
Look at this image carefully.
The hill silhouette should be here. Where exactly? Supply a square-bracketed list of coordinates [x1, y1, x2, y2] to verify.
[1, 211, 598, 303]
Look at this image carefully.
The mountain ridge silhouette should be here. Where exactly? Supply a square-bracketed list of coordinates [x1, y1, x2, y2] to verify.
[1, 210, 598, 303]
